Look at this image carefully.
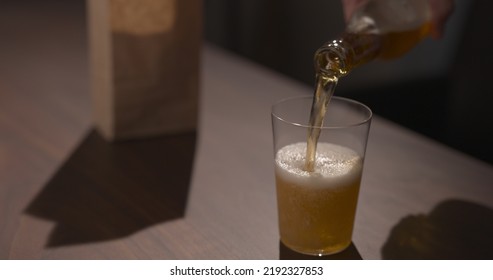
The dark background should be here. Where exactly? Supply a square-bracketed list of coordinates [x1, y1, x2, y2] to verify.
[204, 0, 493, 165]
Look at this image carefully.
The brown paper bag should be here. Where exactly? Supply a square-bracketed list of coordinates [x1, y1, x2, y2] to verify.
[87, 0, 201, 141]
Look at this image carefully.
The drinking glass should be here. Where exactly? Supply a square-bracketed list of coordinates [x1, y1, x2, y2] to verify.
[271, 95, 372, 256]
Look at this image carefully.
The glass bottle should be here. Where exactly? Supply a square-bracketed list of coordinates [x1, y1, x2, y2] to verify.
[315, 0, 432, 78]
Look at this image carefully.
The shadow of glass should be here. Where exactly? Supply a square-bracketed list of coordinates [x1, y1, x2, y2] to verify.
[24, 129, 196, 247]
[280, 241, 362, 260]
[382, 199, 493, 259]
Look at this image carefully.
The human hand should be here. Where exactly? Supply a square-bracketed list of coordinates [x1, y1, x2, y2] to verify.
[341, 0, 454, 39]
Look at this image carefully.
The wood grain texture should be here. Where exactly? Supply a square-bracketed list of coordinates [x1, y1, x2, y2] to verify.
[1, 0, 493, 260]
[0, 0, 91, 259]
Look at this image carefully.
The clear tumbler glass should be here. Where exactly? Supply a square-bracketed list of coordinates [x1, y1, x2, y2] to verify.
[271, 96, 372, 256]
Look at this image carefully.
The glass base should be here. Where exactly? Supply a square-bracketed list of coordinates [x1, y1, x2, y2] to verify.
[280, 239, 351, 256]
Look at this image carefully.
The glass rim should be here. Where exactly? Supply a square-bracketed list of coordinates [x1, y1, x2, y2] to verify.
[271, 95, 373, 129]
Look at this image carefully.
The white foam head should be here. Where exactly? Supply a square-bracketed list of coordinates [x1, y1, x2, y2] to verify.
[275, 142, 363, 188]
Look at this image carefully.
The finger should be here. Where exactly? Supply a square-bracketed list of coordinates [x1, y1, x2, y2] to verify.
[342, 0, 368, 22]
[428, 0, 454, 38]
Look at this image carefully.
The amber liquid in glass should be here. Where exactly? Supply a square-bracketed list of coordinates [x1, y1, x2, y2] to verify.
[276, 142, 363, 255]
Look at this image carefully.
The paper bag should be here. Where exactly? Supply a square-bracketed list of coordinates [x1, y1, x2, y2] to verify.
[87, 0, 201, 141]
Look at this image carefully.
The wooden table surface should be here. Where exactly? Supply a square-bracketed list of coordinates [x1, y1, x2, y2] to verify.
[2, 1, 493, 260]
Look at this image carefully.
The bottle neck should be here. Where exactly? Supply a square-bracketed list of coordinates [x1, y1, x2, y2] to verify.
[314, 32, 382, 78]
